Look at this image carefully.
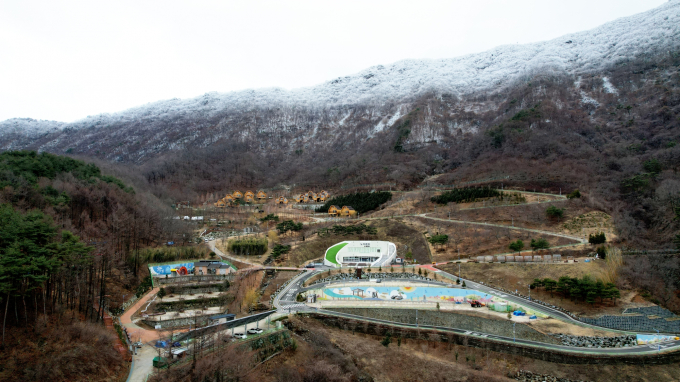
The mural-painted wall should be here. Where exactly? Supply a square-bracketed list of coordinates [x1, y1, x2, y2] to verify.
[637, 334, 678, 345]
[308, 285, 549, 318]
[149, 262, 195, 276]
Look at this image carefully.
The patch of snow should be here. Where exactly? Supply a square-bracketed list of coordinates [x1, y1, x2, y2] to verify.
[338, 111, 351, 126]
[2, 1, 679, 141]
[602, 76, 619, 94]
[0, 118, 65, 138]
[580, 91, 600, 107]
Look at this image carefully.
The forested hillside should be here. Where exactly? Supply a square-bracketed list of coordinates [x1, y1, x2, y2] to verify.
[0, 4, 679, 250]
[0, 151, 190, 380]
[317, 192, 392, 214]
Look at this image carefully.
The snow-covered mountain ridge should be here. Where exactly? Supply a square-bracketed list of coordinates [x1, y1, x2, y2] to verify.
[1, 0, 679, 160]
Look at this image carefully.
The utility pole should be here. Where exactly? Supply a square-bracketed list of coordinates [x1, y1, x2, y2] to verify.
[513, 322, 516, 343]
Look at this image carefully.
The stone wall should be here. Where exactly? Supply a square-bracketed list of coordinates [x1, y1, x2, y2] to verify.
[308, 313, 680, 365]
[326, 307, 559, 344]
[142, 314, 213, 329]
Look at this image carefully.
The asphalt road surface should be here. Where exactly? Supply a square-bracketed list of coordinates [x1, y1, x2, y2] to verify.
[272, 268, 680, 356]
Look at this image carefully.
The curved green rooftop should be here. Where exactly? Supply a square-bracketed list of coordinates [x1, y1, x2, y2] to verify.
[325, 242, 348, 265]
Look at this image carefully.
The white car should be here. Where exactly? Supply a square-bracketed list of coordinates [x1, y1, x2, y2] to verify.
[233, 332, 247, 339]
[247, 328, 263, 334]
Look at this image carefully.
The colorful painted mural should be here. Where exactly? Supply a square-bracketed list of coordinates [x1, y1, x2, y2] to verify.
[149, 262, 195, 276]
[308, 285, 549, 318]
[320, 286, 496, 303]
[637, 334, 679, 345]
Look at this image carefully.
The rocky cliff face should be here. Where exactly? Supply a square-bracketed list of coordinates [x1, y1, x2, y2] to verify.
[1, 1, 679, 164]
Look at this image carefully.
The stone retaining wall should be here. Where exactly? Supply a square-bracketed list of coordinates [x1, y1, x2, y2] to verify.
[142, 314, 214, 329]
[308, 313, 680, 365]
[326, 307, 559, 344]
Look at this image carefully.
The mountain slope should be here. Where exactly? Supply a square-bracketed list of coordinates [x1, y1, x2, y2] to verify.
[1, 1, 679, 162]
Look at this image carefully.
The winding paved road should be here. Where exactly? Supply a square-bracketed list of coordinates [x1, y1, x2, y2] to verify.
[273, 268, 680, 356]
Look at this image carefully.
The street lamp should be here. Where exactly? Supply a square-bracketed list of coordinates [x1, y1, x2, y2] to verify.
[654, 328, 660, 352]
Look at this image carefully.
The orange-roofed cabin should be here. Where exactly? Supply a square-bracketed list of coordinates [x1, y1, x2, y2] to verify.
[214, 200, 226, 208]
[328, 205, 341, 216]
[256, 190, 267, 199]
[341, 206, 357, 217]
[232, 191, 243, 199]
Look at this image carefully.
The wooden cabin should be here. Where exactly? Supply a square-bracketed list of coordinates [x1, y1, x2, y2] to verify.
[245, 195, 255, 203]
[282, 197, 288, 204]
[256, 190, 267, 199]
[276, 196, 289, 205]
[302, 195, 310, 203]
[232, 191, 243, 199]
[341, 206, 357, 217]
[224, 195, 234, 203]
[214, 199, 226, 208]
[244, 190, 255, 199]
[328, 205, 341, 216]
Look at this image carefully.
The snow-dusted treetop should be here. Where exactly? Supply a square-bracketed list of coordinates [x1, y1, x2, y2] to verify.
[2, 0, 679, 136]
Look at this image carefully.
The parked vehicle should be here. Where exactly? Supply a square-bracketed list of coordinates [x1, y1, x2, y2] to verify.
[233, 332, 247, 339]
[247, 328, 263, 334]
[469, 300, 484, 308]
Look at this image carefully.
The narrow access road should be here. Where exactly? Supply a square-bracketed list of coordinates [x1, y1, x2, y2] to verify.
[121, 287, 160, 382]
[284, 270, 680, 355]
[417, 214, 587, 244]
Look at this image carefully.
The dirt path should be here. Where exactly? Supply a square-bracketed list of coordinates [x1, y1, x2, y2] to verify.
[121, 288, 162, 382]
[418, 214, 587, 244]
[121, 287, 161, 343]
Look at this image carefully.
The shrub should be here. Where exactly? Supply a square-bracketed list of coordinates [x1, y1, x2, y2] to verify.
[509, 240, 524, 253]
[589, 232, 606, 245]
[271, 244, 291, 259]
[566, 189, 581, 199]
[545, 205, 565, 220]
[431, 187, 500, 205]
[530, 238, 550, 251]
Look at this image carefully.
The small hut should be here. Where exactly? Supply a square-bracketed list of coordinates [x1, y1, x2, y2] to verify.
[328, 205, 341, 216]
